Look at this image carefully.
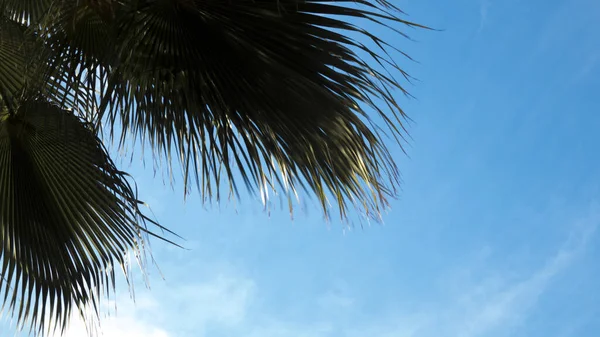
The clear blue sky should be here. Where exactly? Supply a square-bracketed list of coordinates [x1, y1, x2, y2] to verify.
[5, 0, 600, 336]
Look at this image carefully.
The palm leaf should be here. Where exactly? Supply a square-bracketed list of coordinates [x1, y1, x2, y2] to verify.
[0, 17, 28, 112]
[41, 0, 423, 220]
[0, 14, 85, 115]
[0, 0, 428, 333]
[0, 0, 52, 23]
[0, 97, 155, 336]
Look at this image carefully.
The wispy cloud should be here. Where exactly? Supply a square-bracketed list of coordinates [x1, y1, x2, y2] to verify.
[570, 51, 600, 85]
[385, 207, 599, 337]
[55, 273, 254, 337]
[342, 207, 599, 337]
[51, 206, 597, 337]
[450, 220, 595, 337]
[527, 0, 599, 64]
[61, 312, 169, 337]
[477, 0, 491, 34]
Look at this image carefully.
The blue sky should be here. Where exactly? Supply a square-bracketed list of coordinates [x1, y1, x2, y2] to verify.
[5, 0, 600, 336]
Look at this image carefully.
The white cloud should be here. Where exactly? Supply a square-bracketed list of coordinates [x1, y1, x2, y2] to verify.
[451, 232, 586, 337]
[160, 274, 255, 334]
[477, 0, 491, 34]
[54, 272, 254, 337]
[61, 314, 170, 337]
[246, 321, 334, 337]
[571, 52, 600, 84]
[318, 291, 354, 310]
[47, 207, 598, 337]
[381, 208, 599, 337]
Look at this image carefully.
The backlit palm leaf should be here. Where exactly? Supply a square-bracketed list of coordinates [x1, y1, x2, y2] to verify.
[0, 0, 52, 23]
[0, 98, 154, 336]
[40, 0, 423, 220]
[0, 0, 426, 334]
[0, 17, 28, 112]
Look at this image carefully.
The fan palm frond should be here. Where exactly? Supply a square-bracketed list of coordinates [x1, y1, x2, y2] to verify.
[0, 15, 84, 114]
[0, 0, 52, 23]
[42, 0, 423, 220]
[0, 98, 155, 336]
[0, 17, 28, 112]
[0, 0, 428, 334]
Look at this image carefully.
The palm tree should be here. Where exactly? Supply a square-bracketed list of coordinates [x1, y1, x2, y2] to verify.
[0, 0, 424, 335]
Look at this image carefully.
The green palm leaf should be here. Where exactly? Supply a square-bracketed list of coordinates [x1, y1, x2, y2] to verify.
[40, 0, 422, 220]
[0, 17, 28, 112]
[0, 98, 155, 336]
[0, 0, 428, 334]
[0, 15, 85, 115]
[0, 0, 52, 23]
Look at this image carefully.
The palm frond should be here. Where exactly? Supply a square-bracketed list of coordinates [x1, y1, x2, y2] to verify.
[0, 0, 52, 24]
[0, 17, 28, 112]
[41, 0, 422, 220]
[0, 0, 428, 334]
[0, 97, 155, 336]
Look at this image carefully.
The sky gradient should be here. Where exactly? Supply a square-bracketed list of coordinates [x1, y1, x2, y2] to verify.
[3, 0, 600, 336]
